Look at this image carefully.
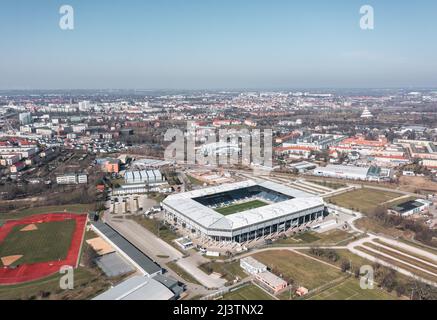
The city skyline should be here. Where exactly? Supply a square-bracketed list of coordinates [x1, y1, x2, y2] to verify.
[1, 0, 437, 89]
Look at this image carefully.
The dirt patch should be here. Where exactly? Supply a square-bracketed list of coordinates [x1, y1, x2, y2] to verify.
[20, 224, 38, 232]
[399, 176, 437, 193]
[1, 255, 23, 266]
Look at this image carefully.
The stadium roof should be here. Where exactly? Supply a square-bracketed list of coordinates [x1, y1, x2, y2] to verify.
[162, 180, 324, 230]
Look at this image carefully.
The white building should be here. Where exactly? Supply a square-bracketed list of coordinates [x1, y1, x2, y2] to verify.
[240, 257, 267, 275]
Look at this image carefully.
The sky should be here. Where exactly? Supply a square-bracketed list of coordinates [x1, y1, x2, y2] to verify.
[1, 0, 437, 90]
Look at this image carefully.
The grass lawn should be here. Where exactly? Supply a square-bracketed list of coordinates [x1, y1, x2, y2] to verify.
[199, 261, 247, 282]
[301, 248, 373, 271]
[307, 180, 347, 190]
[0, 220, 76, 267]
[307, 277, 397, 300]
[215, 200, 268, 215]
[327, 188, 401, 214]
[356, 246, 437, 283]
[128, 216, 178, 243]
[252, 250, 343, 290]
[221, 284, 274, 300]
[0, 204, 93, 223]
[363, 243, 437, 274]
[276, 230, 359, 246]
[373, 239, 437, 265]
[167, 261, 202, 286]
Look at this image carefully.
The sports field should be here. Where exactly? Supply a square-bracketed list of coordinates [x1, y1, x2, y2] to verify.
[0, 220, 76, 267]
[253, 250, 343, 290]
[215, 200, 268, 215]
[307, 278, 396, 300]
[327, 188, 401, 214]
[0, 213, 87, 285]
[222, 284, 274, 300]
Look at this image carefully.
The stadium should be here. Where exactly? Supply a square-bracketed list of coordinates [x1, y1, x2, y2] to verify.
[162, 180, 326, 243]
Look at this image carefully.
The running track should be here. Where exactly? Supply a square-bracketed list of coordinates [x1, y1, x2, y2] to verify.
[0, 213, 88, 285]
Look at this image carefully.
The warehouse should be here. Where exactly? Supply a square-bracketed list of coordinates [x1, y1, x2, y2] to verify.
[162, 180, 326, 244]
[313, 165, 391, 182]
[124, 169, 165, 185]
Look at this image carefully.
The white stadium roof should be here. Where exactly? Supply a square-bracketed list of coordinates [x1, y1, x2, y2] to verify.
[162, 180, 324, 230]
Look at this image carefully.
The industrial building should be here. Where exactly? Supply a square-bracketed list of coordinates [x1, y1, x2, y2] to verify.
[389, 199, 432, 217]
[313, 165, 391, 182]
[124, 169, 165, 185]
[162, 180, 326, 243]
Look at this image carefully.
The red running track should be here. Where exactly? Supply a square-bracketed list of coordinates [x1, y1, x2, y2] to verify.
[0, 213, 88, 285]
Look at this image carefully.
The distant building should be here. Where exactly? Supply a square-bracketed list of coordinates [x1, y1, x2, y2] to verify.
[56, 173, 88, 185]
[361, 106, 373, 119]
[125, 169, 164, 185]
[313, 165, 391, 182]
[19, 112, 33, 125]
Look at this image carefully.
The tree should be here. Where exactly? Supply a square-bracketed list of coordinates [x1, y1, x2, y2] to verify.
[340, 260, 351, 273]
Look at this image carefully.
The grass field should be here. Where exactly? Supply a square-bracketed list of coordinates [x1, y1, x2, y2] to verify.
[253, 250, 343, 290]
[363, 243, 437, 275]
[356, 246, 437, 283]
[307, 180, 347, 190]
[199, 261, 247, 282]
[307, 277, 397, 300]
[327, 188, 401, 214]
[276, 230, 359, 246]
[215, 200, 268, 215]
[221, 284, 274, 300]
[0, 220, 76, 267]
[373, 239, 437, 265]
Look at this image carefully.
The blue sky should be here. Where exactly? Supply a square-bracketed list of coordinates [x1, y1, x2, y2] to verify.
[1, 0, 437, 89]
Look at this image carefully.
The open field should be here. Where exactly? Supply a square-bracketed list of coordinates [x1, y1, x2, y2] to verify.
[327, 188, 401, 214]
[300, 249, 373, 271]
[0, 204, 93, 223]
[363, 243, 437, 275]
[356, 246, 437, 283]
[355, 217, 406, 238]
[307, 277, 397, 300]
[221, 284, 274, 300]
[0, 220, 76, 267]
[215, 200, 268, 215]
[199, 261, 247, 282]
[253, 250, 343, 290]
[373, 239, 437, 265]
[306, 180, 347, 190]
[276, 230, 359, 246]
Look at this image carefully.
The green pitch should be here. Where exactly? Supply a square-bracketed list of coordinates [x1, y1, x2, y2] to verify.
[307, 278, 396, 300]
[222, 285, 274, 300]
[215, 200, 268, 215]
[0, 220, 76, 267]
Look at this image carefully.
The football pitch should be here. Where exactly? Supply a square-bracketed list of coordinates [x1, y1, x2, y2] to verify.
[222, 284, 274, 300]
[215, 200, 268, 215]
[307, 278, 396, 300]
[0, 219, 76, 267]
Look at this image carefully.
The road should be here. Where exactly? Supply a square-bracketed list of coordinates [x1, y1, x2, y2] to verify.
[105, 216, 183, 265]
